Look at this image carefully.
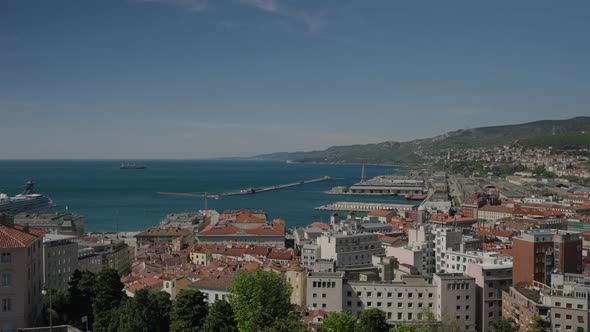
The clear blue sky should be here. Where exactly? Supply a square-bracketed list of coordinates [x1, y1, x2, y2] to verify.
[1, 0, 588, 159]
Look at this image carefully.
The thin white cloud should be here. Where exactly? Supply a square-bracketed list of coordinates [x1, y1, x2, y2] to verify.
[237, 0, 282, 13]
[133, 0, 208, 12]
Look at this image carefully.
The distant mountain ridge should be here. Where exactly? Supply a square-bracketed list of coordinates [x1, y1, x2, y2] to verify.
[253, 117, 590, 164]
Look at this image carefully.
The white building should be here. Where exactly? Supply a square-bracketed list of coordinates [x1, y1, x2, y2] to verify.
[43, 234, 79, 292]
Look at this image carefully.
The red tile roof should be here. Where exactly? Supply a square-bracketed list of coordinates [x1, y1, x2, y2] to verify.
[0, 224, 43, 248]
[368, 210, 394, 217]
[308, 222, 331, 230]
[136, 227, 191, 237]
[219, 210, 267, 223]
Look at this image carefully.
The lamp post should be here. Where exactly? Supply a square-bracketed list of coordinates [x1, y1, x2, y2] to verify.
[42, 289, 52, 332]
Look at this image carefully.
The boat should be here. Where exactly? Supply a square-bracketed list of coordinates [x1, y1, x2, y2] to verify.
[0, 180, 55, 214]
[120, 163, 146, 170]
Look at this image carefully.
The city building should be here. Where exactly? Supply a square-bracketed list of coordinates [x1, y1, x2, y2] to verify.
[76, 238, 131, 274]
[512, 230, 583, 285]
[135, 227, 193, 249]
[306, 271, 477, 331]
[0, 222, 44, 330]
[197, 215, 286, 247]
[42, 234, 79, 292]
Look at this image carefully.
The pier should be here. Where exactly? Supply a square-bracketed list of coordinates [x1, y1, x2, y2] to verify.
[220, 176, 333, 196]
[315, 201, 416, 212]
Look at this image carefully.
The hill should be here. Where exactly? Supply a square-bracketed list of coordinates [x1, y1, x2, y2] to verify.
[254, 117, 590, 164]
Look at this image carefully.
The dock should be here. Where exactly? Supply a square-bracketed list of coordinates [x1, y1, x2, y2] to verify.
[315, 201, 416, 212]
[220, 176, 333, 196]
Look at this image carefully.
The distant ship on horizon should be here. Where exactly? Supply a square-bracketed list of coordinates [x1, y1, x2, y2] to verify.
[0, 180, 55, 214]
[120, 163, 147, 170]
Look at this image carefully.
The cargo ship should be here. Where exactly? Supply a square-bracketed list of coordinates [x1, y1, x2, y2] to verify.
[0, 181, 55, 214]
[120, 163, 146, 170]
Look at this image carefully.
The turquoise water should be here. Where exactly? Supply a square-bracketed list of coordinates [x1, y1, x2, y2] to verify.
[0, 160, 410, 232]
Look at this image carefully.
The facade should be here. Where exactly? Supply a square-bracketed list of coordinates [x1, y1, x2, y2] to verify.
[316, 232, 384, 268]
[0, 223, 44, 331]
[306, 271, 476, 331]
[42, 234, 79, 292]
[76, 239, 130, 274]
[477, 205, 515, 221]
[512, 230, 583, 285]
[14, 213, 85, 237]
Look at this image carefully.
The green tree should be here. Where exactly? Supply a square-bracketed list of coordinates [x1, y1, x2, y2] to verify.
[228, 269, 292, 332]
[261, 313, 309, 332]
[92, 269, 125, 332]
[170, 289, 209, 332]
[358, 309, 389, 332]
[43, 289, 68, 326]
[318, 311, 357, 332]
[202, 300, 238, 332]
[66, 269, 96, 328]
[491, 319, 518, 332]
[117, 289, 171, 332]
[527, 316, 545, 332]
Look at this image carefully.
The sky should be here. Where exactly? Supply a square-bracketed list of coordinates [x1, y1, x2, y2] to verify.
[1, 0, 589, 159]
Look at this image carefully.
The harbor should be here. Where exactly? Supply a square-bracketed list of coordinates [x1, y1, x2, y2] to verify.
[221, 176, 333, 196]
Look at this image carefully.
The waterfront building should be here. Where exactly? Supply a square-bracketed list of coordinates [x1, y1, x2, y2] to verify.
[14, 212, 85, 237]
[42, 234, 79, 292]
[196, 212, 286, 247]
[135, 227, 193, 249]
[0, 222, 44, 330]
[348, 175, 426, 195]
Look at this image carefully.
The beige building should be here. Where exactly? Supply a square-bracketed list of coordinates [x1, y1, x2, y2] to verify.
[0, 223, 44, 331]
[43, 234, 79, 292]
[306, 271, 477, 331]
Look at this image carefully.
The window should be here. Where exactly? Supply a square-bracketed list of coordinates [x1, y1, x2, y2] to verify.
[418, 303, 423, 308]
[566, 315, 572, 320]
[313, 303, 317, 308]
[347, 291, 352, 297]
[313, 293, 317, 298]
[397, 302, 403, 308]
[357, 291, 362, 296]
[387, 292, 393, 298]
[456, 305, 461, 310]
[357, 302, 362, 307]
[0, 273, 10, 287]
[377, 292, 382, 298]
[367, 302, 372, 307]
[566, 303, 572, 309]
[556, 302, 562, 307]
[466, 295, 470, 300]
[0, 253, 11, 263]
[555, 313, 561, 318]
[577, 304, 584, 309]
[456, 296, 461, 300]
[322, 304, 326, 308]
[407, 313, 412, 320]
[377, 302, 382, 307]
[429, 303, 433, 308]
[488, 312, 493, 317]
[466, 305, 470, 310]
[367, 292, 372, 297]
[322, 294, 326, 298]
[397, 313, 402, 320]
[1, 298, 11, 312]
[387, 302, 392, 308]
[428, 293, 433, 298]
[398, 292, 403, 298]
[418, 293, 423, 298]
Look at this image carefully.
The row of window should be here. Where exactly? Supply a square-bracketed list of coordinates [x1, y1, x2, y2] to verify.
[554, 313, 585, 322]
[351, 291, 433, 299]
[0, 252, 11, 263]
[312, 281, 337, 288]
[555, 302, 585, 309]
[348, 301, 434, 310]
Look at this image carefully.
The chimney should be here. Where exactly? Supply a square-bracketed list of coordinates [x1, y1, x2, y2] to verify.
[0, 213, 14, 227]
[23, 222, 30, 233]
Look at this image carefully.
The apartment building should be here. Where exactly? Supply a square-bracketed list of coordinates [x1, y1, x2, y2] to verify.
[512, 230, 583, 285]
[306, 271, 476, 331]
[42, 234, 79, 292]
[0, 223, 44, 331]
[317, 231, 385, 268]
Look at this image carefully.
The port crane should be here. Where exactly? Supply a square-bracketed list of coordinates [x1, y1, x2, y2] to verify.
[156, 191, 219, 212]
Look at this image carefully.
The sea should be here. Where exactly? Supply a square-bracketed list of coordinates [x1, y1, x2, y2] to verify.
[0, 160, 411, 232]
